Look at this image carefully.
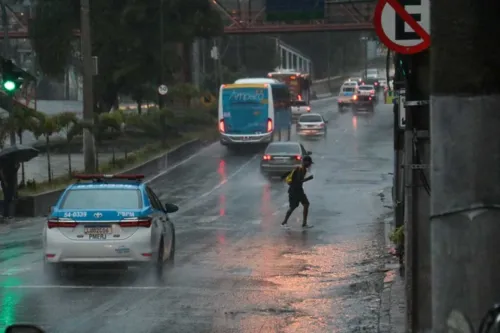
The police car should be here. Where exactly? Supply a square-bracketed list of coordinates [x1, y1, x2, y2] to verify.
[43, 174, 177, 278]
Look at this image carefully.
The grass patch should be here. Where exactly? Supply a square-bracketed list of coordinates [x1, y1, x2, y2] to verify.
[17, 127, 218, 196]
[389, 225, 404, 246]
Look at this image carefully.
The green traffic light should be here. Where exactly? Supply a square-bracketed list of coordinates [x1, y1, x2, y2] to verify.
[3, 80, 16, 91]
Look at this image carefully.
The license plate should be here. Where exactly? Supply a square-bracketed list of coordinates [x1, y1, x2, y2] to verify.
[89, 234, 107, 240]
[85, 225, 111, 239]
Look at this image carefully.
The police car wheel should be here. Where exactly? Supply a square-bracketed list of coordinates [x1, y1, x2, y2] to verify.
[166, 229, 175, 265]
[154, 239, 165, 277]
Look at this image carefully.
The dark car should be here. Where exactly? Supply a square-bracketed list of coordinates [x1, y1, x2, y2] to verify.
[352, 94, 375, 112]
[362, 77, 381, 91]
[260, 141, 312, 176]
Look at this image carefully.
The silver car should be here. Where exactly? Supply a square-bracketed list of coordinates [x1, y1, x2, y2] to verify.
[296, 113, 327, 136]
[260, 141, 312, 176]
[291, 100, 311, 119]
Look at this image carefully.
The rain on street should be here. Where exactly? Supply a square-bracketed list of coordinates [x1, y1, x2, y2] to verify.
[0, 97, 393, 333]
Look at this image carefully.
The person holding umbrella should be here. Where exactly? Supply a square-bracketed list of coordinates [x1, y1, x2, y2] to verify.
[0, 161, 20, 218]
[0, 145, 39, 219]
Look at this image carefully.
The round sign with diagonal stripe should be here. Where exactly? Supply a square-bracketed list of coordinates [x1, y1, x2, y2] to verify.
[373, 0, 430, 54]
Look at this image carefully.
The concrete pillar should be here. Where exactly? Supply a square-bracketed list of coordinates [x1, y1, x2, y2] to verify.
[287, 52, 291, 70]
[431, 0, 500, 331]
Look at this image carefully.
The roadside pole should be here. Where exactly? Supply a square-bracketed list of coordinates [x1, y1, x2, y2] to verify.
[80, 0, 96, 173]
[401, 51, 432, 333]
[393, 52, 404, 229]
[430, 0, 500, 331]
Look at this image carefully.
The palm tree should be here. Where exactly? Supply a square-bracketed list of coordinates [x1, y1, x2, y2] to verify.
[10, 107, 39, 185]
[33, 113, 60, 182]
[93, 113, 121, 171]
[0, 115, 9, 149]
[56, 112, 83, 178]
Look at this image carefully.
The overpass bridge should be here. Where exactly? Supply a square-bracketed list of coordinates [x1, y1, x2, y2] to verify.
[0, 0, 375, 39]
[214, 0, 375, 34]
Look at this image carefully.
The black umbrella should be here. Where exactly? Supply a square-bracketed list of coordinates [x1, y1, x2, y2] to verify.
[0, 145, 39, 164]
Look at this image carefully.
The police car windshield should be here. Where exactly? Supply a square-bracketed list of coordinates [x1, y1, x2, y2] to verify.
[343, 87, 355, 92]
[60, 188, 142, 210]
[266, 143, 301, 154]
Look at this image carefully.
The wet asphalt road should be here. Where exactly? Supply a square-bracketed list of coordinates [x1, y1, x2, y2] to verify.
[0, 96, 394, 333]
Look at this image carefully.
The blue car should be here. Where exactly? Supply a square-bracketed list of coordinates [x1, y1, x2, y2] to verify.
[43, 174, 178, 278]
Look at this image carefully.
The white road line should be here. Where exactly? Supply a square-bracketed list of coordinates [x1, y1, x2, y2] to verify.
[196, 216, 219, 223]
[199, 155, 258, 198]
[146, 142, 218, 183]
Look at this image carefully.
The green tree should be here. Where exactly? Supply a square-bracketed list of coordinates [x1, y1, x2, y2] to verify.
[130, 108, 179, 147]
[169, 83, 200, 108]
[30, 0, 223, 113]
[9, 107, 40, 185]
[56, 112, 84, 177]
[33, 113, 60, 182]
[0, 114, 9, 149]
[92, 113, 121, 171]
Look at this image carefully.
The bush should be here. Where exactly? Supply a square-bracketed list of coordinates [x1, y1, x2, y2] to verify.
[389, 225, 404, 246]
[28, 104, 217, 153]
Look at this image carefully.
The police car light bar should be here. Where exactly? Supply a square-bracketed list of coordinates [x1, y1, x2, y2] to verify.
[74, 174, 145, 180]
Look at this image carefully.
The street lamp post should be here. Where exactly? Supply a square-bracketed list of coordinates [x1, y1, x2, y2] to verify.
[360, 36, 368, 78]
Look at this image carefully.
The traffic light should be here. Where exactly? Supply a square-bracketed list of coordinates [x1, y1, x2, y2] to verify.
[1, 59, 23, 94]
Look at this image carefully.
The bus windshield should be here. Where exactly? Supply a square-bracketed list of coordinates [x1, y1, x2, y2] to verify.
[221, 86, 269, 134]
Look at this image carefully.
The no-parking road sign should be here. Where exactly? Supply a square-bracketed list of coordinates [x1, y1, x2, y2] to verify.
[373, 0, 430, 54]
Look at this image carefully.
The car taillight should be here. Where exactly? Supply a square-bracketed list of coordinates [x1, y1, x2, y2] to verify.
[375, 82, 378, 85]
[369, 97, 372, 100]
[320, 123, 325, 127]
[47, 218, 77, 229]
[219, 120, 225, 132]
[353, 95, 358, 100]
[371, 90, 375, 94]
[262, 155, 271, 160]
[267, 118, 273, 132]
[306, 107, 311, 112]
[295, 155, 302, 160]
[119, 217, 152, 228]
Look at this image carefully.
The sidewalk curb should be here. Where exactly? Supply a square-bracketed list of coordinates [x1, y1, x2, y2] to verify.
[14, 137, 214, 217]
[378, 215, 406, 333]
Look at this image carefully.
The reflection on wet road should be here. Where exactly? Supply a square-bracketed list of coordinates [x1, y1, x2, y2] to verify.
[0, 98, 393, 333]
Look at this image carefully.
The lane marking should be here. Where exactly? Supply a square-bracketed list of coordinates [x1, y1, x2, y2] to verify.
[196, 216, 219, 223]
[147, 142, 219, 183]
[199, 155, 258, 198]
